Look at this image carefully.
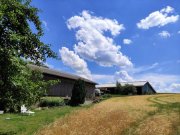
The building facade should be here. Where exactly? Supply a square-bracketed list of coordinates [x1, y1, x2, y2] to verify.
[29, 64, 96, 98]
[96, 81, 156, 95]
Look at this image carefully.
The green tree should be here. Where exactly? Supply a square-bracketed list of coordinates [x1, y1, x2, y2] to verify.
[70, 79, 86, 106]
[0, 0, 56, 62]
[116, 81, 123, 94]
[0, 54, 59, 112]
[116, 82, 137, 95]
[122, 84, 137, 95]
[0, 0, 58, 112]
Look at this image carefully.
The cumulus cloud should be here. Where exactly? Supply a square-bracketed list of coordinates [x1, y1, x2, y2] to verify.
[92, 74, 114, 84]
[137, 6, 179, 29]
[92, 70, 133, 84]
[59, 47, 92, 79]
[93, 71, 180, 93]
[123, 39, 132, 45]
[168, 83, 180, 93]
[114, 70, 133, 82]
[93, 61, 180, 93]
[158, 31, 171, 38]
[67, 10, 132, 68]
[135, 73, 180, 93]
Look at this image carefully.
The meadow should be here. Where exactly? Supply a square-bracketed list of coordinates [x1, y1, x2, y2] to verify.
[37, 94, 180, 135]
[0, 94, 179, 135]
[0, 97, 90, 135]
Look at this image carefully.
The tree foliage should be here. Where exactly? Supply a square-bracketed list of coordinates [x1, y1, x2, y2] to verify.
[0, 55, 59, 112]
[0, 0, 56, 62]
[116, 82, 137, 95]
[115, 81, 123, 94]
[123, 84, 137, 95]
[70, 79, 86, 106]
[0, 0, 58, 112]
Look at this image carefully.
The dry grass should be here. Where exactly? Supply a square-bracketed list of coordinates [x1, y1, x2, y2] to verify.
[36, 94, 180, 135]
[157, 94, 180, 103]
[134, 113, 179, 135]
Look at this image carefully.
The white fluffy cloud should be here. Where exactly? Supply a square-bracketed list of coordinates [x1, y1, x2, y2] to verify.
[92, 70, 133, 84]
[114, 70, 133, 82]
[92, 74, 114, 84]
[168, 83, 180, 93]
[137, 6, 179, 29]
[93, 61, 180, 93]
[158, 31, 171, 38]
[67, 10, 132, 68]
[59, 47, 92, 79]
[135, 73, 180, 93]
[123, 39, 132, 45]
[92, 70, 180, 93]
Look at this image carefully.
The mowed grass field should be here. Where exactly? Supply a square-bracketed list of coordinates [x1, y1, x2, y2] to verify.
[0, 97, 89, 135]
[37, 94, 180, 135]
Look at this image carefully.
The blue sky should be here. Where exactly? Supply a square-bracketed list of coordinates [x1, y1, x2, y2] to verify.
[31, 0, 180, 93]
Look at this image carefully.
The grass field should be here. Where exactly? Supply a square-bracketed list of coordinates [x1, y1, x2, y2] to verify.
[0, 106, 82, 135]
[0, 97, 88, 135]
[37, 94, 180, 135]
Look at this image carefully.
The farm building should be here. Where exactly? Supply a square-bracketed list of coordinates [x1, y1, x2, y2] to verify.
[96, 81, 156, 95]
[29, 64, 96, 98]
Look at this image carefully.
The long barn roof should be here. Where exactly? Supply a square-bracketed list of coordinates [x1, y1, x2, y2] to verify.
[96, 81, 149, 88]
[28, 64, 97, 84]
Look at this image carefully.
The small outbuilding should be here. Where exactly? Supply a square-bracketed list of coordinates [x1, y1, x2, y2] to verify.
[96, 81, 156, 95]
[29, 64, 96, 98]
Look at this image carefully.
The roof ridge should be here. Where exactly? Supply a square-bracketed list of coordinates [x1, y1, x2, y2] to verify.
[119, 81, 147, 82]
[28, 64, 96, 84]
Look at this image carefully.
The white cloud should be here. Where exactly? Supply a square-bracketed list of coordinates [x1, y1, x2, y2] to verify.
[137, 6, 179, 29]
[131, 62, 159, 74]
[92, 61, 180, 93]
[92, 74, 114, 84]
[123, 39, 132, 45]
[59, 47, 92, 79]
[135, 73, 180, 93]
[168, 83, 180, 93]
[93, 70, 180, 93]
[92, 71, 133, 84]
[178, 31, 180, 34]
[158, 31, 171, 38]
[67, 10, 132, 68]
[42, 20, 49, 31]
[114, 70, 133, 82]
[44, 62, 54, 69]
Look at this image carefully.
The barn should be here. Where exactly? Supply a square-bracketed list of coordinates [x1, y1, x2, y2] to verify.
[29, 64, 96, 98]
[96, 81, 156, 95]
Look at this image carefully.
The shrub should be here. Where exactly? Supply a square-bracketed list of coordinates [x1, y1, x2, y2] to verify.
[70, 79, 86, 106]
[102, 94, 112, 99]
[116, 82, 137, 95]
[39, 97, 64, 107]
[116, 82, 123, 94]
[122, 84, 137, 95]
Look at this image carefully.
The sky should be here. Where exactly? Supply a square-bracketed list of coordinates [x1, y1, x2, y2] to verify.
[31, 0, 180, 93]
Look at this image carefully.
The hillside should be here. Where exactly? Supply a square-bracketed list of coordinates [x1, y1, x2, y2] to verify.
[37, 94, 180, 135]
